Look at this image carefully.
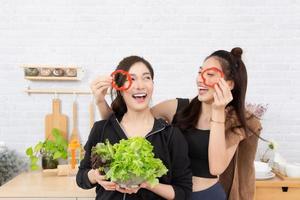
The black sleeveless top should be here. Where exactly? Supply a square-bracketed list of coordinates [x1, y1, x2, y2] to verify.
[173, 98, 217, 178]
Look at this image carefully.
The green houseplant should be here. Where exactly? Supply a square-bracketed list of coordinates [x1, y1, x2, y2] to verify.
[26, 128, 68, 170]
[0, 142, 28, 186]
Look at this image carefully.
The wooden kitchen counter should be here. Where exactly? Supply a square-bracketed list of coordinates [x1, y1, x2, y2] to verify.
[0, 171, 95, 200]
[255, 175, 300, 200]
[1, 171, 300, 200]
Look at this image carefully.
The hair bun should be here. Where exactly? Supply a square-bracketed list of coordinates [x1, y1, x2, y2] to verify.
[231, 47, 243, 58]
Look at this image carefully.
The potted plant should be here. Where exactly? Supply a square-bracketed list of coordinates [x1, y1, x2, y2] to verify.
[26, 128, 68, 170]
[0, 142, 28, 186]
[260, 139, 278, 163]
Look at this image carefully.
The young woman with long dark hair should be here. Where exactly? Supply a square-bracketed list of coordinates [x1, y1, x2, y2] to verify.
[77, 56, 192, 200]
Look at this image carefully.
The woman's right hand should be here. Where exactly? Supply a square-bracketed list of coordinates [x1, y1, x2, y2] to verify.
[88, 169, 116, 191]
[90, 76, 112, 105]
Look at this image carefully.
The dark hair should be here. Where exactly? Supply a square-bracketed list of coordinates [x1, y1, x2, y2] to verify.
[110, 56, 154, 119]
[174, 47, 249, 133]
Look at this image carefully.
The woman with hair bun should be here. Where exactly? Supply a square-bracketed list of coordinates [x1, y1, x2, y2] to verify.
[92, 48, 262, 200]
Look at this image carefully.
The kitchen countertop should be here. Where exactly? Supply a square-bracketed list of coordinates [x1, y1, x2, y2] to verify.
[256, 175, 300, 187]
[255, 175, 300, 200]
[0, 171, 95, 198]
[1, 171, 300, 199]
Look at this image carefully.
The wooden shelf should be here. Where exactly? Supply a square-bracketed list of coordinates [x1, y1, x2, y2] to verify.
[24, 87, 92, 95]
[25, 76, 81, 81]
[21, 65, 84, 81]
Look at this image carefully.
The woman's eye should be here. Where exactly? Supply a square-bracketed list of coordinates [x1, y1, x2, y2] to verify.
[144, 76, 151, 80]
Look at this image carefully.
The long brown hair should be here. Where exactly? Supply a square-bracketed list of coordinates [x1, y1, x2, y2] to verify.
[110, 56, 154, 119]
[174, 47, 249, 133]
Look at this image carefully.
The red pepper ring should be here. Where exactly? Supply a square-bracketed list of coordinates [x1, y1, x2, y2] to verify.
[111, 70, 132, 91]
[201, 67, 224, 88]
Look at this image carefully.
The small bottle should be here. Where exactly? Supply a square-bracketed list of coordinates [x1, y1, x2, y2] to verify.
[68, 139, 81, 174]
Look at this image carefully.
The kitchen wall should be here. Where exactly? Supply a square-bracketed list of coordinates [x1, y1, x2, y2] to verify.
[0, 0, 300, 162]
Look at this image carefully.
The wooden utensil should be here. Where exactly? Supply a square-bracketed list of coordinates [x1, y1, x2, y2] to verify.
[45, 98, 68, 141]
[70, 101, 80, 142]
[273, 169, 300, 181]
[89, 99, 95, 129]
[69, 100, 81, 169]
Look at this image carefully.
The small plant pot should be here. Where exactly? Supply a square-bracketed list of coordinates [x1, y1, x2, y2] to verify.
[65, 68, 77, 77]
[24, 68, 39, 76]
[42, 156, 58, 169]
[53, 68, 64, 77]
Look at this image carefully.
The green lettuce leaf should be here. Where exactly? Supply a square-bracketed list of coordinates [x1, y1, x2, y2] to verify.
[92, 137, 168, 188]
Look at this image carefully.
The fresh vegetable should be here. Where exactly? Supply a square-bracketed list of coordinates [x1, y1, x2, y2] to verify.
[201, 67, 224, 88]
[91, 137, 168, 188]
[111, 70, 132, 91]
[91, 140, 114, 173]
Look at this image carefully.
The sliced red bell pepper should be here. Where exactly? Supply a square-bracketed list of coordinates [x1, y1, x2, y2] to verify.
[201, 67, 224, 88]
[111, 70, 132, 91]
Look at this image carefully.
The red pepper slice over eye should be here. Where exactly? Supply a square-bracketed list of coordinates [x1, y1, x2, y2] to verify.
[201, 67, 224, 88]
[111, 70, 132, 91]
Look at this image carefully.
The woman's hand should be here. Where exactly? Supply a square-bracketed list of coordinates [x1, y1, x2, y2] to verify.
[212, 78, 233, 111]
[90, 76, 112, 105]
[115, 182, 149, 194]
[88, 169, 116, 191]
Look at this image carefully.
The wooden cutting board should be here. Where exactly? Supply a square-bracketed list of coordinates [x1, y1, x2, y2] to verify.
[45, 99, 68, 141]
[70, 101, 80, 142]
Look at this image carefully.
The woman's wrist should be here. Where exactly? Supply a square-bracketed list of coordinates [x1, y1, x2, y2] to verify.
[140, 182, 153, 191]
[210, 119, 225, 124]
[211, 108, 225, 122]
[95, 99, 108, 108]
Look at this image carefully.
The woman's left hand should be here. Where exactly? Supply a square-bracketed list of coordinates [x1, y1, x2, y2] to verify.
[212, 78, 233, 110]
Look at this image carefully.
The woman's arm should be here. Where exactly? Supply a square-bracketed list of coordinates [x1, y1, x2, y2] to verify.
[96, 100, 113, 120]
[87, 169, 117, 191]
[116, 183, 176, 200]
[209, 108, 240, 175]
[168, 127, 193, 199]
[150, 99, 178, 123]
[208, 79, 239, 175]
[76, 121, 116, 191]
[76, 123, 99, 189]
[90, 76, 113, 119]
[143, 183, 175, 200]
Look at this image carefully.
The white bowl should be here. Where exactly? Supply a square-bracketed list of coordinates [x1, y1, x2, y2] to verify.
[286, 164, 300, 178]
[254, 161, 271, 173]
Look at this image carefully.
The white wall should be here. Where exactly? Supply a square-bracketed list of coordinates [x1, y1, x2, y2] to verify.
[0, 0, 300, 162]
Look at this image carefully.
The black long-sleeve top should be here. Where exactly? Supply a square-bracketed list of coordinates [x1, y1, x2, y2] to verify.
[76, 114, 192, 200]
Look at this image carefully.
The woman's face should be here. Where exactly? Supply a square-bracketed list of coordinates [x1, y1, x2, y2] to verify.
[196, 57, 223, 103]
[121, 62, 153, 113]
